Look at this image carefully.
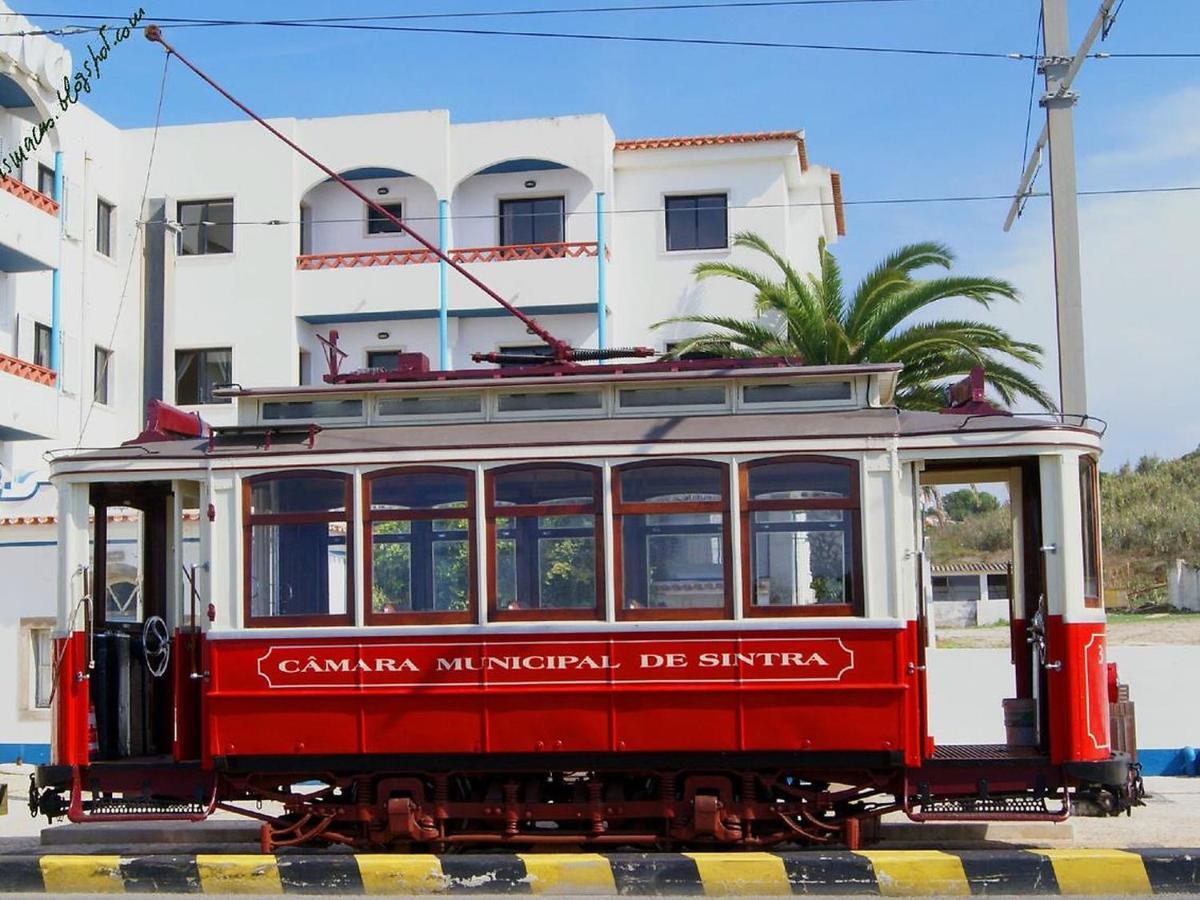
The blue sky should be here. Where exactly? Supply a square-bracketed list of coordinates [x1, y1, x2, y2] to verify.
[15, 0, 1200, 467]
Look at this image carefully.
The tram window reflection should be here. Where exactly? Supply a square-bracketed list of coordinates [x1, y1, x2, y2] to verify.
[244, 472, 354, 626]
[616, 462, 731, 618]
[488, 466, 602, 620]
[365, 469, 475, 623]
[742, 457, 861, 616]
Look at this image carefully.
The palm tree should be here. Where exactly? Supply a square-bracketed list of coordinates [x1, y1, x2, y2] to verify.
[657, 232, 1054, 411]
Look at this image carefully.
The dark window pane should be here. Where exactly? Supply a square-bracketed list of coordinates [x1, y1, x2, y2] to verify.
[499, 197, 563, 246]
[33, 323, 52, 369]
[176, 348, 232, 405]
[494, 514, 595, 610]
[370, 471, 468, 511]
[619, 463, 723, 504]
[96, 200, 113, 256]
[695, 194, 728, 249]
[261, 399, 363, 420]
[743, 381, 853, 404]
[751, 509, 849, 606]
[93, 347, 111, 405]
[367, 201, 404, 235]
[205, 200, 234, 253]
[986, 572, 1010, 599]
[1080, 457, 1100, 600]
[497, 390, 602, 413]
[178, 199, 234, 255]
[492, 467, 596, 508]
[622, 512, 725, 609]
[665, 199, 697, 252]
[371, 520, 471, 614]
[38, 164, 55, 197]
[665, 194, 727, 251]
[251, 475, 347, 515]
[367, 350, 400, 370]
[747, 461, 852, 502]
[178, 201, 204, 256]
[377, 394, 483, 417]
[618, 386, 726, 408]
[250, 522, 347, 617]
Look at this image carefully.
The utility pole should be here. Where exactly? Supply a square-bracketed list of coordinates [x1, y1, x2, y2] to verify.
[1004, 0, 1120, 417]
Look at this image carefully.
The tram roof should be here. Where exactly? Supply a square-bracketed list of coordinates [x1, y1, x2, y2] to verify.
[50, 407, 1100, 467]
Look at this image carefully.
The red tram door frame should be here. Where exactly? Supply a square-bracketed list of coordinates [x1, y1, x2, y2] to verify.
[85, 481, 191, 762]
[916, 459, 1047, 756]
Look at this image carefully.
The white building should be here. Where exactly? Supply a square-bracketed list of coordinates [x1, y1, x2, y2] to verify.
[0, 6, 844, 761]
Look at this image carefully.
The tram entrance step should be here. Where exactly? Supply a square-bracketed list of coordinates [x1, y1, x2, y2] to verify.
[43, 820, 260, 846]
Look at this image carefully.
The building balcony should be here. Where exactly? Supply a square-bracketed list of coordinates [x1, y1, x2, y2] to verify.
[0, 352, 57, 440]
[294, 242, 604, 323]
[0, 177, 59, 273]
[296, 241, 602, 270]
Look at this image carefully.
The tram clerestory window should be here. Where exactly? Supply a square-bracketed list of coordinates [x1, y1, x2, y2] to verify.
[615, 461, 730, 618]
[488, 465, 602, 620]
[366, 469, 475, 623]
[245, 472, 353, 625]
[743, 457, 861, 616]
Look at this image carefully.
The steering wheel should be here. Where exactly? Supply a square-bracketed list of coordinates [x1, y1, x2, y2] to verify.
[142, 615, 171, 678]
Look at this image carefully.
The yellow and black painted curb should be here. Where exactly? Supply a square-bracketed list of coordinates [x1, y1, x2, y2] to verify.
[3, 848, 1198, 894]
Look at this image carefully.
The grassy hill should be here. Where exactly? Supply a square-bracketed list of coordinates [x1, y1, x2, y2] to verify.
[1101, 449, 1200, 594]
[927, 448, 1200, 598]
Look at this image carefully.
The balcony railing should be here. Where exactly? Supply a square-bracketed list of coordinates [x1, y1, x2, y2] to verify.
[0, 351, 56, 386]
[297, 240, 603, 271]
[0, 176, 59, 216]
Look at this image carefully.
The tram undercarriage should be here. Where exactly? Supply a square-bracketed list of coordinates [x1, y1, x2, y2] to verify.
[34, 749, 1138, 852]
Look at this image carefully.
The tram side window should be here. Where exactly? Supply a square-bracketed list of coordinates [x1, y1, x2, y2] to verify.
[366, 469, 475, 623]
[615, 461, 731, 618]
[488, 465, 603, 620]
[1079, 456, 1102, 609]
[245, 472, 353, 625]
[743, 457, 860, 616]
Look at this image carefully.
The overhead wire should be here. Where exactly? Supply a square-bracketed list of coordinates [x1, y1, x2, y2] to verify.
[142, 184, 1200, 231]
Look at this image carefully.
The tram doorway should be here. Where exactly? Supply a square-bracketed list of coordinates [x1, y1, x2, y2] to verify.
[87, 480, 201, 762]
[919, 461, 1048, 756]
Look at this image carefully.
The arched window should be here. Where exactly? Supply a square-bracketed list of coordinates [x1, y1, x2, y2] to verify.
[740, 456, 861, 617]
[614, 460, 731, 619]
[364, 468, 476, 624]
[243, 471, 353, 627]
[486, 465, 603, 620]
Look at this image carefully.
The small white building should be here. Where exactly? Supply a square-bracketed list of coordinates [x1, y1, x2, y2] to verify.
[0, 6, 844, 761]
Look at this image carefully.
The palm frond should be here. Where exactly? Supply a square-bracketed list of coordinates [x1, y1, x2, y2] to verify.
[845, 241, 953, 337]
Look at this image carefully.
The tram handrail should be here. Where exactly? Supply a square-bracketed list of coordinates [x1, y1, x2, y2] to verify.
[955, 412, 1107, 434]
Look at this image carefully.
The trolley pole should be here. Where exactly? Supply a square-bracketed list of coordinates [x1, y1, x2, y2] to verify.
[1005, 0, 1120, 418]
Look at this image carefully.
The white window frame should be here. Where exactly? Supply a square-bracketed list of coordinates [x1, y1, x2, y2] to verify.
[18, 618, 56, 720]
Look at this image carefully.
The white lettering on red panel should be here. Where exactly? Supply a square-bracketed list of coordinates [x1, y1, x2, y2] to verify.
[255, 638, 854, 689]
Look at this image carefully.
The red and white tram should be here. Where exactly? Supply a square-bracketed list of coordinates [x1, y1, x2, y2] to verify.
[31, 354, 1139, 849]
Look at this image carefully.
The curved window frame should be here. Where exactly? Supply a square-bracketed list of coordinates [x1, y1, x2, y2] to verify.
[362, 466, 478, 626]
[242, 469, 354, 628]
[613, 459, 733, 621]
[739, 455, 863, 618]
[485, 463, 605, 622]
